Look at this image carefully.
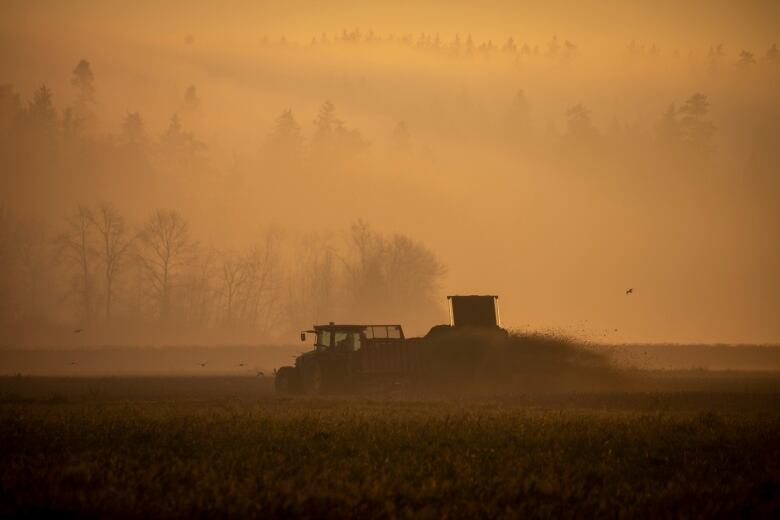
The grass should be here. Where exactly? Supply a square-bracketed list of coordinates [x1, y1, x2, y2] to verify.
[1, 376, 780, 517]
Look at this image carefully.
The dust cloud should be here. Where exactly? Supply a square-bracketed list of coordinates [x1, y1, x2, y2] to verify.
[1, 1, 778, 347]
[408, 329, 624, 394]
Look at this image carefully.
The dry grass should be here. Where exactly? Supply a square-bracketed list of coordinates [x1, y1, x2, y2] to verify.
[1, 373, 780, 517]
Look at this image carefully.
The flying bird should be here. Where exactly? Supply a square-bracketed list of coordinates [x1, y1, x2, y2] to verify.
[199, 363, 206, 367]
[238, 363, 246, 367]
[73, 329, 83, 333]
[625, 288, 634, 295]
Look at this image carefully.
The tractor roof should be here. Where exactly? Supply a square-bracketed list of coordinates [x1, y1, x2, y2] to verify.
[312, 324, 402, 330]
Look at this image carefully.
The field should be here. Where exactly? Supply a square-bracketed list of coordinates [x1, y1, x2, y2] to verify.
[2, 372, 780, 517]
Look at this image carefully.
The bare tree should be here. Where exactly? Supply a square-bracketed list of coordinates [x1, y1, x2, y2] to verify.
[241, 231, 282, 334]
[181, 246, 216, 327]
[0, 207, 27, 322]
[60, 205, 97, 321]
[216, 231, 281, 335]
[217, 249, 249, 326]
[343, 220, 386, 311]
[384, 233, 445, 305]
[285, 233, 337, 329]
[91, 203, 133, 320]
[340, 221, 445, 322]
[12, 218, 54, 319]
[136, 210, 196, 320]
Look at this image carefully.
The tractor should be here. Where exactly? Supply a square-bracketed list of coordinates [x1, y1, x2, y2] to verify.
[275, 295, 504, 395]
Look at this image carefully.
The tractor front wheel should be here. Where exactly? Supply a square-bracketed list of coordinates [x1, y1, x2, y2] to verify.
[303, 362, 324, 395]
[275, 366, 300, 395]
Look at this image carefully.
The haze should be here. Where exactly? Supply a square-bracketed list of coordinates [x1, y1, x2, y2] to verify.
[1, 0, 778, 346]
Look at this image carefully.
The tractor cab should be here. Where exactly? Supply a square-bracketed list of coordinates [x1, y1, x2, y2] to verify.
[301, 323, 405, 353]
[278, 323, 406, 394]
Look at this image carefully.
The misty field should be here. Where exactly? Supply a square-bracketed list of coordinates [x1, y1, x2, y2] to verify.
[2, 375, 779, 517]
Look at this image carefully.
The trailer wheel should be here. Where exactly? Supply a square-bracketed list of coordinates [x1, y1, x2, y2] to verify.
[275, 366, 300, 395]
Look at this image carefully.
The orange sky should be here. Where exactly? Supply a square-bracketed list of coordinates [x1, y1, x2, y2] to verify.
[1, 1, 778, 344]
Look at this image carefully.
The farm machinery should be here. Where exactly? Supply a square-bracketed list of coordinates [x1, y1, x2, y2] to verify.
[275, 295, 506, 395]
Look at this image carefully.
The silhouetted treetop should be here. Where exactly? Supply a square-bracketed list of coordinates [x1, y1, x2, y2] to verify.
[738, 50, 756, 67]
[391, 120, 411, 152]
[658, 103, 680, 146]
[63, 61, 97, 134]
[120, 112, 146, 149]
[71, 60, 95, 105]
[565, 104, 597, 145]
[159, 113, 206, 164]
[27, 86, 57, 127]
[502, 37, 517, 53]
[765, 44, 778, 61]
[0, 84, 21, 136]
[678, 93, 716, 153]
[183, 85, 200, 112]
[505, 89, 531, 140]
[311, 101, 367, 159]
[657, 93, 717, 163]
[312, 101, 341, 142]
[266, 109, 304, 158]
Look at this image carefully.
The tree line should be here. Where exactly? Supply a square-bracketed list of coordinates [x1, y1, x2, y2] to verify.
[2, 56, 772, 205]
[258, 29, 779, 68]
[0, 204, 444, 343]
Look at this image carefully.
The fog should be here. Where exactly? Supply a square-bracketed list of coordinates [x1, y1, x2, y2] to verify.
[1, 1, 778, 346]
